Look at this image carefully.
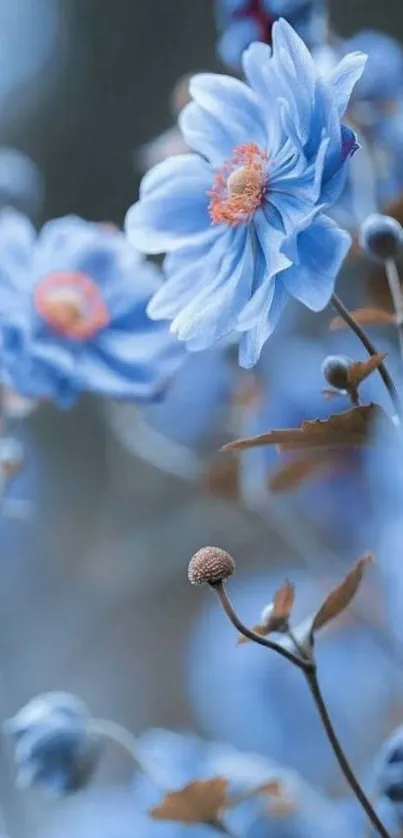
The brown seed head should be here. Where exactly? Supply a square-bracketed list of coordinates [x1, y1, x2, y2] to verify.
[188, 546, 235, 587]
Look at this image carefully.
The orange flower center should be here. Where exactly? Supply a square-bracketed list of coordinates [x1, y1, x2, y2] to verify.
[209, 143, 267, 226]
[34, 271, 110, 340]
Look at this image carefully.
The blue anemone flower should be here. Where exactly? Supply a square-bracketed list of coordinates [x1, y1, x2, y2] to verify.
[215, 0, 327, 70]
[126, 20, 366, 368]
[0, 211, 183, 407]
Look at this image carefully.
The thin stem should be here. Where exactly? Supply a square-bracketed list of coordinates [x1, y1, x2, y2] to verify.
[213, 583, 305, 668]
[90, 718, 156, 782]
[331, 292, 401, 418]
[304, 668, 391, 838]
[385, 259, 403, 361]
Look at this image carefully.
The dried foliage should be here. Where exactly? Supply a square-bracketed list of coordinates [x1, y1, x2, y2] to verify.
[222, 404, 385, 454]
[150, 778, 229, 824]
[330, 308, 394, 329]
[268, 452, 330, 493]
[237, 582, 294, 644]
[311, 555, 374, 636]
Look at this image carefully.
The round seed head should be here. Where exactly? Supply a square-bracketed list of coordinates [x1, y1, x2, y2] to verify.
[321, 355, 351, 391]
[188, 546, 235, 586]
[359, 214, 403, 261]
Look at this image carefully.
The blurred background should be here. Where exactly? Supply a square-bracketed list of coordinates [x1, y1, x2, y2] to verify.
[2, 1, 403, 835]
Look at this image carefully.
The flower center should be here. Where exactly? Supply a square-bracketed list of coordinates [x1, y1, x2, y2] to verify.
[209, 143, 267, 226]
[34, 271, 110, 340]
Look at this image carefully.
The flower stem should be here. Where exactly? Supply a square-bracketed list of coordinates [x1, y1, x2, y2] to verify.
[303, 667, 391, 838]
[331, 292, 401, 417]
[385, 259, 403, 361]
[213, 583, 305, 668]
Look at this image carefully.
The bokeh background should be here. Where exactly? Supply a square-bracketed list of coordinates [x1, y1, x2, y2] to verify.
[2, 1, 403, 835]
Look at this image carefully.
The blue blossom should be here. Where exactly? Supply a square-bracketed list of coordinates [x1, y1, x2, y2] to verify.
[0, 148, 44, 217]
[0, 211, 183, 407]
[186, 567, 400, 791]
[5, 692, 100, 795]
[126, 20, 365, 368]
[215, 0, 327, 70]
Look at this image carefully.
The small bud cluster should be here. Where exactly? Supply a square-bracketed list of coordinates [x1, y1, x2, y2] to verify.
[188, 546, 235, 586]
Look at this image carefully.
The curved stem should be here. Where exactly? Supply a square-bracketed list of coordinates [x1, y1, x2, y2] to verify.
[385, 259, 403, 361]
[213, 583, 305, 668]
[90, 718, 156, 781]
[304, 668, 391, 838]
[331, 292, 401, 418]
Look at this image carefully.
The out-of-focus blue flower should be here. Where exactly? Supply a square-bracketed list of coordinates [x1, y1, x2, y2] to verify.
[187, 567, 400, 792]
[5, 692, 100, 795]
[126, 21, 365, 368]
[215, 0, 327, 70]
[0, 211, 183, 407]
[131, 728, 355, 838]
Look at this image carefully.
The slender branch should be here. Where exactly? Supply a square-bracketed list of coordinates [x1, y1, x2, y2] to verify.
[331, 292, 401, 417]
[303, 668, 391, 838]
[213, 583, 305, 668]
[385, 259, 403, 361]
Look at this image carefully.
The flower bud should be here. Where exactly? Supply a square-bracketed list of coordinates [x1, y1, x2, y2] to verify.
[5, 692, 101, 795]
[188, 546, 235, 586]
[321, 355, 351, 391]
[359, 214, 403, 261]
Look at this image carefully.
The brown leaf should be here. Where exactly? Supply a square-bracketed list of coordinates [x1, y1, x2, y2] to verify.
[221, 405, 385, 454]
[268, 452, 330, 493]
[330, 308, 394, 330]
[311, 555, 374, 635]
[273, 581, 295, 621]
[150, 778, 229, 824]
[347, 353, 388, 390]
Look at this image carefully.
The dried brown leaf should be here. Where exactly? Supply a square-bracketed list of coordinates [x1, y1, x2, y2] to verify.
[150, 778, 229, 824]
[222, 405, 384, 454]
[273, 581, 295, 621]
[347, 353, 387, 390]
[311, 555, 374, 635]
[237, 624, 268, 645]
[268, 452, 330, 493]
[330, 308, 394, 330]
[204, 456, 240, 502]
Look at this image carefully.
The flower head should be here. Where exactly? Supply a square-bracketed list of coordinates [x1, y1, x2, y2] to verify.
[0, 211, 183, 406]
[5, 692, 100, 795]
[126, 21, 366, 367]
[359, 213, 403, 261]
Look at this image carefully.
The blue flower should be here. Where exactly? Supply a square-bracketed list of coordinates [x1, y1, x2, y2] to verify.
[186, 567, 400, 791]
[5, 692, 100, 795]
[0, 211, 183, 407]
[130, 728, 355, 838]
[126, 20, 365, 368]
[215, 0, 328, 70]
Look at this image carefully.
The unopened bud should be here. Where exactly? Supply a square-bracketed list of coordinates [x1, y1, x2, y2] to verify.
[359, 214, 403, 261]
[188, 546, 235, 587]
[321, 355, 351, 391]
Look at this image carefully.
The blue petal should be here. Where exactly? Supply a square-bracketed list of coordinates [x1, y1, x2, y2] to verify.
[281, 213, 351, 311]
[238, 281, 288, 368]
[326, 52, 368, 118]
[172, 228, 252, 349]
[125, 155, 211, 254]
[148, 229, 226, 320]
[271, 19, 316, 146]
[179, 103, 239, 166]
[189, 73, 266, 149]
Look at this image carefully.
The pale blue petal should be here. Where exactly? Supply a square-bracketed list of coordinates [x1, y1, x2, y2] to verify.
[326, 52, 368, 118]
[189, 73, 266, 148]
[238, 281, 288, 368]
[148, 229, 226, 320]
[125, 156, 212, 254]
[172, 228, 252, 348]
[0, 208, 35, 294]
[281, 213, 351, 311]
[179, 103, 237, 166]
